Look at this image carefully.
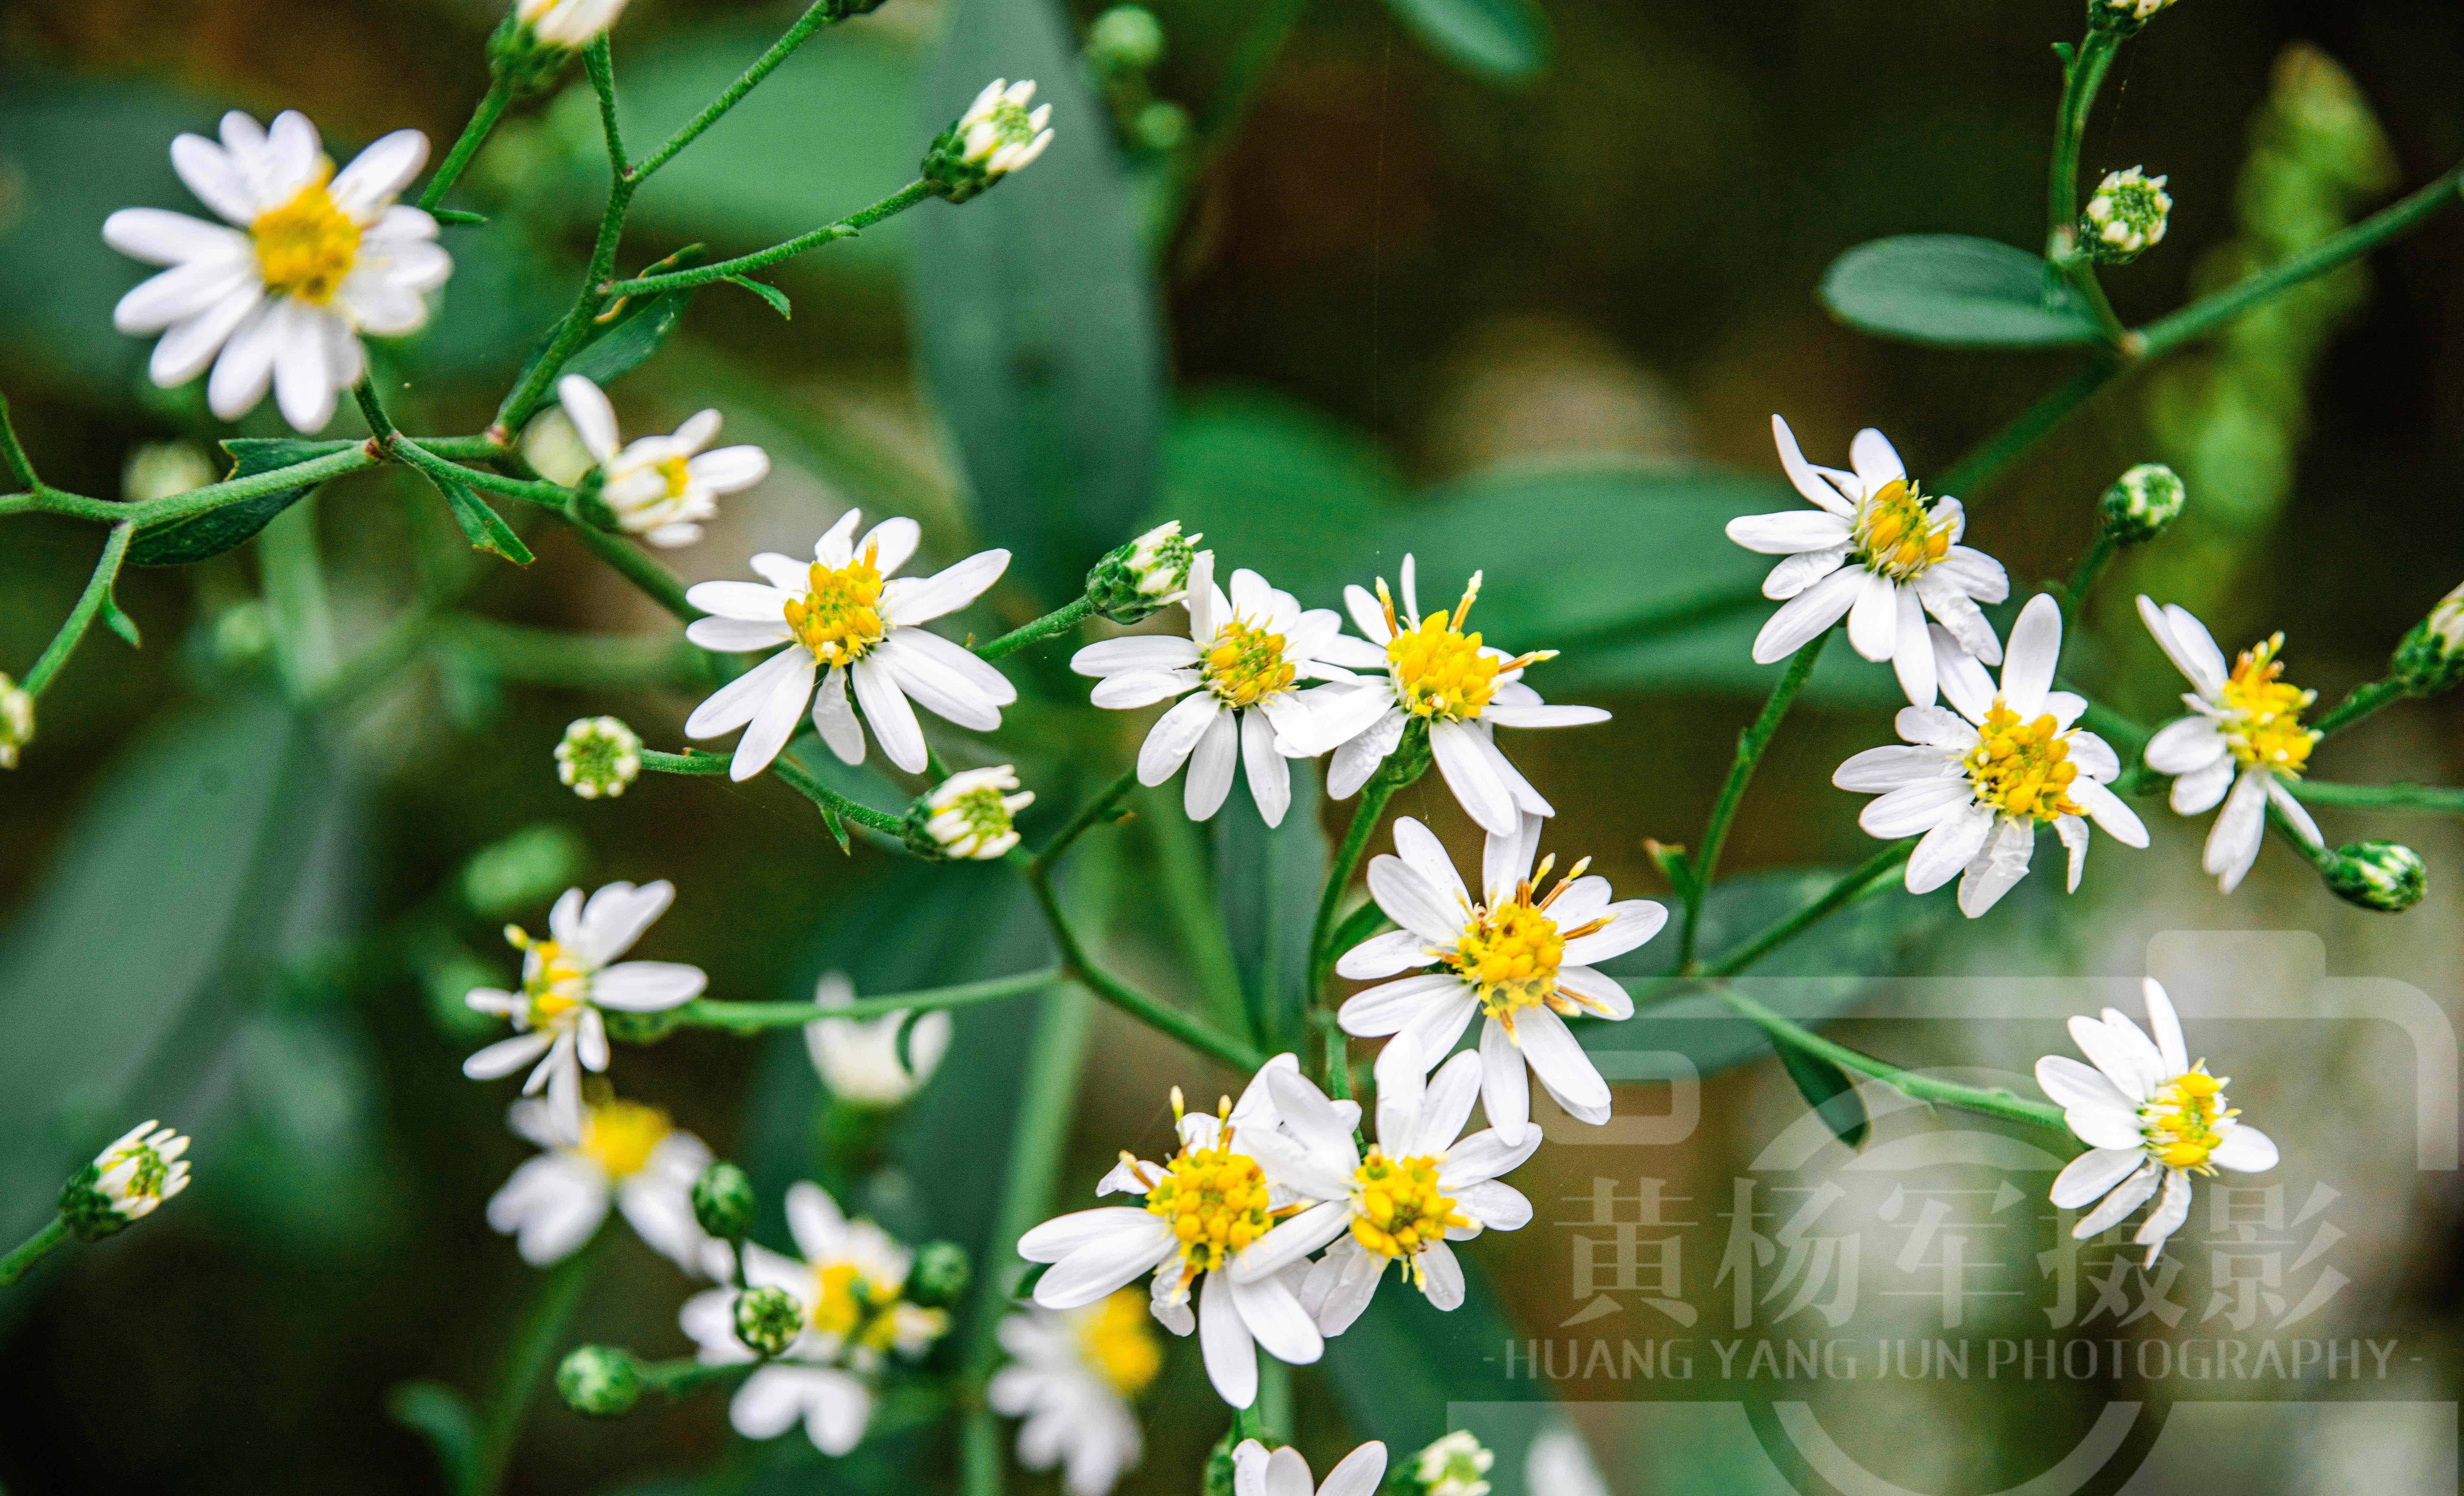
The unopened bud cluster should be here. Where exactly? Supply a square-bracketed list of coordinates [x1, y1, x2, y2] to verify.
[557, 1344, 645, 1416]
[691, 1160, 758, 1242]
[923, 79, 1055, 203]
[1408, 1431, 1496, 1496]
[907, 765, 1034, 860]
[734, 1285, 805, 1357]
[0, 672, 31, 770]
[2390, 581, 2464, 697]
[122, 442, 216, 505]
[1087, 520, 1204, 625]
[60, 1120, 191, 1241]
[556, 715, 643, 799]
[2098, 464, 2185, 546]
[2081, 167, 2171, 262]
[2323, 840, 2426, 913]
[906, 1240, 971, 1308]
[2089, 0, 2179, 34]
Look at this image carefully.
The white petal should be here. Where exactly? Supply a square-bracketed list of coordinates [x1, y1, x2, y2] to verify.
[729, 652, 818, 780]
[1769, 415, 1857, 515]
[882, 549, 1009, 626]
[1018, 1206, 1160, 1262]
[1891, 585, 1937, 706]
[1416, 1238, 1466, 1310]
[1835, 744, 1956, 793]
[2205, 769, 2268, 892]
[1905, 801, 1993, 894]
[2049, 1146, 2146, 1209]
[1228, 1271, 1323, 1366]
[1751, 567, 1860, 663]
[1090, 668, 1199, 710]
[1762, 546, 1850, 601]
[1896, 704, 1975, 748]
[1726, 509, 1853, 555]
[1859, 777, 1973, 839]
[1319, 1440, 1390, 1496]
[684, 644, 807, 737]
[1337, 974, 1466, 1037]
[1430, 719, 1518, 836]
[463, 1030, 554, 1079]
[2209, 1126, 2278, 1173]
[1365, 856, 1466, 946]
[877, 631, 1011, 729]
[1846, 572, 1901, 664]
[1336, 927, 1437, 981]
[1393, 817, 1473, 912]
[1849, 426, 1906, 491]
[2171, 755, 2234, 815]
[1479, 1018, 1531, 1145]
[812, 667, 866, 765]
[1955, 818, 2034, 917]
[1516, 1007, 1610, 1120]
[148, 284, 263, 387]
[1558, 904, 1666, 967]
[1135, 692, 1221, 786]
[2133, 1169, 2193, 1263]
[1073, 635, 1204, 676]
[685, 616, 794, 652]
[591, 961, 708, 1012]
[2034, 1053, 2134, 1115]
[1998, 593, 2063, 719]
[1034, 1223, 1178, 1310]
[1241, 710, 1292, 827]
[1200, 1272, 1259, 1408]
[2145, 716, 2228, 774]
[850, 656, 927, 774]
[2267, 776, 2322, 849]
[330, 129, 429, 216]
[2073, 1161, 2162, 1237]
[1184, 709, 1241, 821]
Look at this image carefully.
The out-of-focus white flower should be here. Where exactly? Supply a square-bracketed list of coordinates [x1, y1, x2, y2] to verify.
[2083, 167, 2172, 260]
[462, 881, 707, 1142]
[1831, 594, 2146, 917]
[555, 715, 642, 799]
[1070, 554, 1365, 827]
[805, 972, 952, 1109]
[988, 1292, 1156, 1496]
[683, 510, 1015, 780]
[1412, 1432, 1495, 1496]
[1523, 1427, 1609, 1496]
[2137, 597, 2323, 894]
[556, 374, 766, 549]
[487, 1098, 712, 1270]
[917, 765, 1034, 860]
[1728, 417, 2010, 707]
[104, 111, 448, 432]
[1335, 814, 1664, 1144]
[0, 673, 30, 770]
[2036, 977, 2277, 1265]
[515, 0, 630, 48]
[1231, 1438, 1388, 1496]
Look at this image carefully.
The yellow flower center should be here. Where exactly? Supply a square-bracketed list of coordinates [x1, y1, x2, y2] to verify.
[1374, 571, 1551, 723]
[1963, 698, 2082, 823]
[252, 172, 361, 305]
[809, 1259, 907, 1353]
[578, 1100, 671, 1177]
[1442, 853, 1610, 1026]
[2217, 634, 2318, 776]
[1854, 479, 1954, 582]
[1141, 1135, 1273, 1276]
[1076, 1290, 1162, 1397]
[2142, 1067, 2236, 1171]
[1348, 1150, 1468, 1272]
[655, 454, 693, 501]
[784, 545, 888, 666]
[507, 927, 590, 1024]
[1201, 616, 1295, 708]
[946, 786, 1014, 843]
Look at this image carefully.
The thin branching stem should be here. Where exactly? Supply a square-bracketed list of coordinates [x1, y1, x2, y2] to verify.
[23, 522, 135, 698]
[1678, 630, 1829, 971]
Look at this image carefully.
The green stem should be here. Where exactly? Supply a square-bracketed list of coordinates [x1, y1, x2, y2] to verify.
[22, 522, 134, 698]
[2312, 677, 2405, 738]
[1702, 840, 1915, 978]
[629, 0, 857, 183]
[586, 34, 626, 170]
[1678, 631, 1829, 971]
[353, 376, 398, 444]
[0, 1217, 70, 1286]
[639, 744, 907, 836]
[2062, 531, 2116, 627]
[1142, 789, 1251, 1036]
[0, 390, 40, 490]
[419, 77, 516, 212]
[472, 1233, 603, 1496]
[2270, 801, 2338, 871]
[1021, 870, 1261, 1072]
[1304, 735, 1426, 1002]
[636, 1357, 758, 1399]
[1936, 359, 2119, 497]
[2290, 780, 2464, 816]
[2046, 31, 2121, 252]
[0, 447, 378, 526]
[975, 596, 1098, 661]
[441, 617, 702, 690]
[392, 438, 572, 509]
[2136, 162, 2464, 357]
[1035, 770, 1140, 870]
[1716, 988, 2070, 1135]
[562, 513, 697, 622]
[673, 966, 1064, 1032]
[607, 181, 934, 296]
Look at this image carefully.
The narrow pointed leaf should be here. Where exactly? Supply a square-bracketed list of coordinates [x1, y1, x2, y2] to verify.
[426, 470, 534, 565]
[1777, 1042, 1870, 1148]
[127, 438, 358, 567]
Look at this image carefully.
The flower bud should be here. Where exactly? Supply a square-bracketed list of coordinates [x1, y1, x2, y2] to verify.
[2322, 840, 2425, 913]
[923, 79, 1055, 203]
[734, 1286, 804, 1357]
[0, 672, 31, 770]
[1412, 1431, 1496, 1496]
[907, 1240, 971, 1308]
[1085, 520, 1204, 624]
[691, 1160, 758, 1242]
[1088, 7, 1166, 76]
[122, 442, 217, 505]
[2390, 581, 2464, 698]
[1134, 101, 1191, 154]
[555, 716, 643, 800]
[556, 1345, 645, 1416]
[513, 0, 629, 50]
[2088, 0, 2178, 35]
[906, 766, 1034, 861]
[2081, 167, 2171, 262]
[2097, 463, 2185, 546]
[521, 409, 596, 488]
[459, 823, 589, 918]
[59, 1120, 191, 1242]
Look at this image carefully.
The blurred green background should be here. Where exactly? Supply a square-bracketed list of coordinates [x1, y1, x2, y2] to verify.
[3, 0, 2462, 1491]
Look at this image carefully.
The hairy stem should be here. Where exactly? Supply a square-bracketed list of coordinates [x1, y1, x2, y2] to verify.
[2288, 779, 2464, 816]
[629, 0, 860, 183]
[2061, 530, 2117, 626]
[1305, 738, 1424, 1003]
[975, 595, 1097, 661]
[2046, 31, 2121, 254]
[2312, 677, 2405, 739]
[1937, 359, 2119, 497]
[675, 967, 1065, 1032]
[472, 1233, 602, 1496]
[22, 522, 134, 698]
[1678, 631, 1829, 971]
[0, 1217, 70, 1287]
[1717, 987, 2069, 1134]
[1702, 840, 1916, 978]
[419, 77, 516, 212]
[608, 181, 935, 296]
[562, 514, 698, 622]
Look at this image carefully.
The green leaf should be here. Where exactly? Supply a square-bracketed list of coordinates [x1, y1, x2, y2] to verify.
[1820, 235, 2104, 348]
[424, 471, 535, 565]
[1214, 761, 1327, 1051]
[723, 274, 792, 318]
[1380, 0, 1551, 83]
[912, 0, 1167, 604]
[1777, 1043, 1871, 1148]
[385, 1380, 481, 1496]
[99, 596, 141, 648]
[431, 207, 488, 226]
[126, 438, 356, 567]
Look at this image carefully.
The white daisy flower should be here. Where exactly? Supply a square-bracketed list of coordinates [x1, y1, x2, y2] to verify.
[1230, 1032, 1538, 1336]
[486, 1098, 712, 1271]
[1832, 593, 2148, 918]
[1069, 553, 1364, 827]
[1292, 558, 1609, 837]
[1018, 1062, 1327, 1409]
[683, 510, 1015, 781]
[1727, 416, 2010, 707]
[516, 0, 630, 48]
[987, 1292, 1157, 1496]
[918, 764, 1034, 860]
[1232, 1438, 1388, 1496]
[805, 972, 953, 1109]
[2135, 596, 2325, 894]
[680, 1182, 951, 1452]
[103, 110, 449, 433]
[86, 1120, 193, 1222]
[1334, 814, 1665, 1145]
[461, 881, 707, 1142]
[554, 375, 766, 549]
[2035, 977, 2278, 1265]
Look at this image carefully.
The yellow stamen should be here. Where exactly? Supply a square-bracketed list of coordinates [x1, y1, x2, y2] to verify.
[2141, 1065, 2237, 1172]
[1142, 1132, 1273, 1275]
[2217, 633, 2319, 777]
[577, 1100, 672, 1178]
[1853, 479, 1955, 583]
[1962, 698, 2083, 824]
[1202, 615, 1296, 707]
[252, 170, 361, 305]
[783, 542, 888, 666]
[1444, 854, 1610, 1022]
[1377, 571, 1552, 723]
[1076, 1290, 1163, 1396]
[1347, 1149, 1471, 1284]
[655, 453, 693, 501]
[506, 925, 590, 1024]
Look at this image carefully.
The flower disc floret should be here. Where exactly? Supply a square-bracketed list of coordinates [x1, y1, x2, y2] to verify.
[2216, 635, 2318, 775]
[556, 715, 642, 799]
[0, 673, 31, 769]
[578, 1099, 672, 1178]
[507, 925, 590, 1024]
[1443, 853, 1604, 1022]
[1963, 700, 2081, 823]
[1141, 1136, 1273, 1276]
[2142, 1067, 2234, 1171]
[1348, 1150, 1468, 1271]
[785, 551, 889, 666]
[1201, 616, 1297, 708]
[1076, 1291, 1163, 1396]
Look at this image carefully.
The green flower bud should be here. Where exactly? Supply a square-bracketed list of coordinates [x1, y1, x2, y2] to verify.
[208, 603, 275, 672]
[905, 766, 1033, 861]
[734, 1285, 804, 1357]
[0, 672, 31, 771]
[2323, 840, 2425, 913]
[556, 1345, 645, 1416]
[59, 1120, 192, 1242]
[2088, 0, 2178, 35]
[691, 1161, 758, 1242]
[923, 79, 1055, 203]
[1088, 7, 1166, 75]
[2080, 167, 2171, 263]
[1410, 1431, 1496, 1496]
[1132, 100, 1190, 154]
[907, 1240, 972, 1308]
[2390, 581, 2464, 698]
[486, 9, 579, 98]
[1085, 520, 1203, 624]
[2098, 463, 2185, 546]
[459, 823, 589, 918]
[555, 716, 643, 800]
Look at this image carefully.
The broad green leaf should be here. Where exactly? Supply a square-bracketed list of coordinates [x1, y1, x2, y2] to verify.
[912, 0, 1166, 604]
[1820, 234, 2103, 348]
[1381, 0, 1551, 84]
[1777, 1042, 1870, 1148]
[425, 470, 535, 565]
[127, 438, 356, 567]
[1159, 386, 1399, 595]
[1214, 762, 1327, 1050]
